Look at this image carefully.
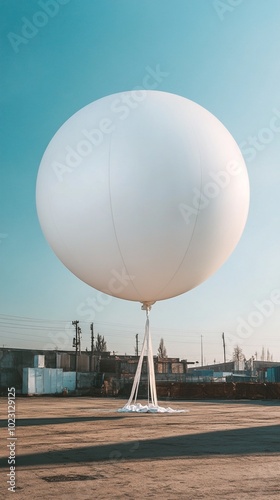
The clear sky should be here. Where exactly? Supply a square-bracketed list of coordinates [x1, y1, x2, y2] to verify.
[1, 0, 280, 364]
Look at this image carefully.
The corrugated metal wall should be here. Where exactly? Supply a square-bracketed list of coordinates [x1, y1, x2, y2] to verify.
[22, 368, 76, 395]
[266, 366, 280, 383]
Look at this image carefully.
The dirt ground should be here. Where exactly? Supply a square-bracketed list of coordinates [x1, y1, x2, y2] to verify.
[1, 397, 280, 499]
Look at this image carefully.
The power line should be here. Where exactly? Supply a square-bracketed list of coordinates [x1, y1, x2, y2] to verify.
[1, 314, 278, 358]
[0, 313, 68, 322]
[0, 313, 241, 338]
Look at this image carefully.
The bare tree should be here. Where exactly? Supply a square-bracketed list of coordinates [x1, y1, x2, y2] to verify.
[157, 338, 167, 358]
[232, 345, 245, 362]
[95, 333, 107, 353]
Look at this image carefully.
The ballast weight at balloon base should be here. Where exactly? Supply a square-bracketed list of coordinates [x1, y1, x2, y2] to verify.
[118, 404, 187, 414]
[118, 303, 187, 414]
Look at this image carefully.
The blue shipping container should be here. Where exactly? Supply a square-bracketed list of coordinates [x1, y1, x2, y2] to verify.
[266, 366, 280, 383]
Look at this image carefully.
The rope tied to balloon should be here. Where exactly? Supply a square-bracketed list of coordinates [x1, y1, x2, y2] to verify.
[124, 302, 158, 410]
[120, 302, 186, 413]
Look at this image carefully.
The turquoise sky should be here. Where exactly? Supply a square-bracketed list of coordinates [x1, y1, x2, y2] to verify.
[1, 0, 280, 363]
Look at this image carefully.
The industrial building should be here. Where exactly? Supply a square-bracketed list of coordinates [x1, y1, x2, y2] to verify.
[1, 347, 280, 397]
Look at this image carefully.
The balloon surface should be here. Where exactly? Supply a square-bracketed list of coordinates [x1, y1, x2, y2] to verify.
[36, 91, 250, 304]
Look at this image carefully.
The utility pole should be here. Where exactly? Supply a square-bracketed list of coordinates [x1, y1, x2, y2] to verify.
[90, 323, 94, 354]
[72, 320, 79, 372]
[222, 332, 226, 370]
[135, 333, 139, 356]
[78, 326, 82, 355]
[90, 323, 94, 372]
[200, 335, 203, 367]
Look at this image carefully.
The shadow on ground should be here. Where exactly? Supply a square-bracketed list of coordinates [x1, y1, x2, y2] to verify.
[1, 424, 279, 468]
[193, 400, 280, 406]
[0, 415, 124, 428]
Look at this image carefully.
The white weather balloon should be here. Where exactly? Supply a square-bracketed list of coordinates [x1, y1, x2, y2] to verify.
[36, 90, 249, 304]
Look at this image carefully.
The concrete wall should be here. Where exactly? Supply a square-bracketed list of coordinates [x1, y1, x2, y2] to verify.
[1, 349, 41, 393]
[77, 372, 96, 390]
[76, 354, 90, 372]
